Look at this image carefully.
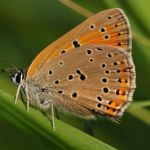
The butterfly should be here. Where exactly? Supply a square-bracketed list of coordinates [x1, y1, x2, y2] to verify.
[9, 8, 135, 130]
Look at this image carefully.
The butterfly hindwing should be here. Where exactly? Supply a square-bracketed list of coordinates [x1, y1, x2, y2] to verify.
[33, 45, 135, 118]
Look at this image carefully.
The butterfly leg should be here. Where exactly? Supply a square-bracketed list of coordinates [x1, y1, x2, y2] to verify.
[24, 84, 30, 112]
[14, 83, 22, 104]
[51, 101, 55, 130]
[14, 72, 24, 104]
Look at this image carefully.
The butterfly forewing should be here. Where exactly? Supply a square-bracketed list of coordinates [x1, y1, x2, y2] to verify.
[27, 8, 131, 78]
[32, 45, 135, 118]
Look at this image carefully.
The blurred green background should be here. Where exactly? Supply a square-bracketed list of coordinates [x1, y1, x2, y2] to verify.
[0, 0, 150, 150]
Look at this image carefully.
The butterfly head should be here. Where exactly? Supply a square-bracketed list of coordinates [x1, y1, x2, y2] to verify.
[11, 69, 24, 85]
[0, 57, 25, 85]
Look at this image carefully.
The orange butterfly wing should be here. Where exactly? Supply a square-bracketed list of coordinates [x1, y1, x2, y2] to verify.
[27, 8, 131, 78]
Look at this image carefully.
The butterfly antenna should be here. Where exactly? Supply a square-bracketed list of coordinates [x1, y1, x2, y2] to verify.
[0, 57, 18, 73]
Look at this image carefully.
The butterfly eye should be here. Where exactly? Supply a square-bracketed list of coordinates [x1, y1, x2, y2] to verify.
[13, 73, 21, 84]
[11, 70, 24, 85]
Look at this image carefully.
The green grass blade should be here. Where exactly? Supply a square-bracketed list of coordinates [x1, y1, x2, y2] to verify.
[128, 107, 150, 126]
[0, 89, 116, 150]
[130, 101, 150, 109]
